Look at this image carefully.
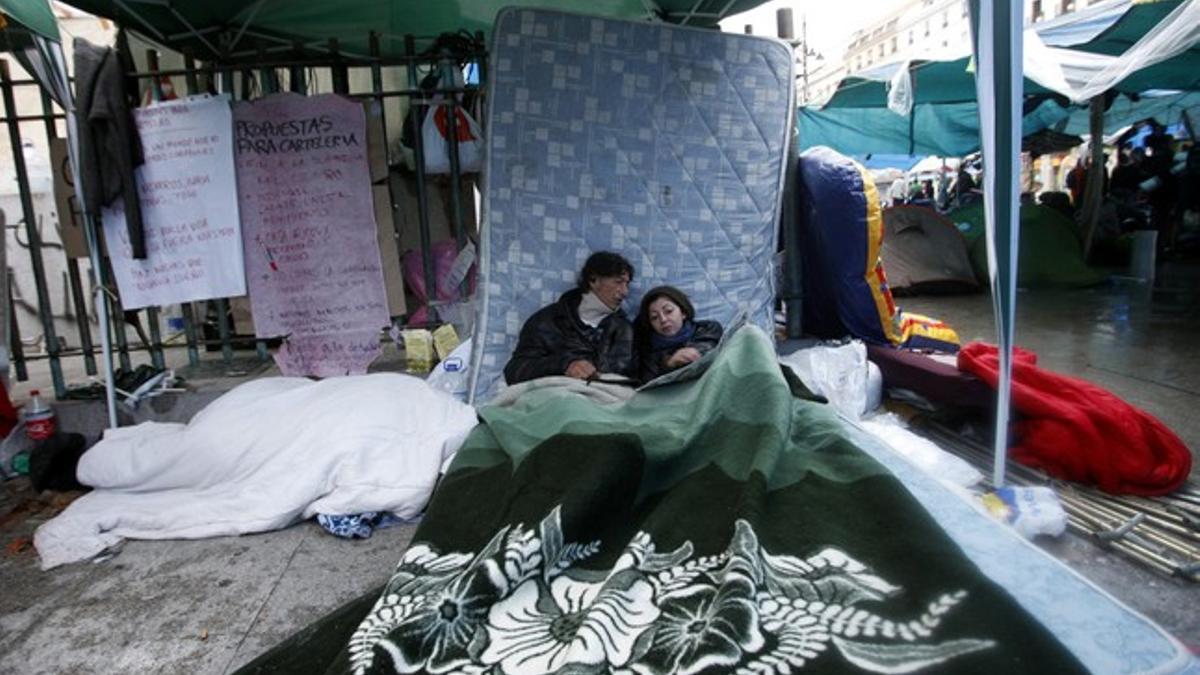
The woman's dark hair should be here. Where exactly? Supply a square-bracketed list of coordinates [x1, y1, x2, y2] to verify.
[636, 285, 695, 332]
[578, 251, 635, 290]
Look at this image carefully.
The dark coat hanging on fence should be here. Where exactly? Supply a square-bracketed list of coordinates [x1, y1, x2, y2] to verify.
[73, 35, 147, 259]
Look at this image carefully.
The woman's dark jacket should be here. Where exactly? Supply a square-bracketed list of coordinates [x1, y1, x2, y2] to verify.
[503, 289, 637, 384]
[638, 320, 723, 382]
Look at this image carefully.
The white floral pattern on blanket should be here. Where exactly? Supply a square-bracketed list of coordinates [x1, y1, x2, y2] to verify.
[348, 507, 994, 675]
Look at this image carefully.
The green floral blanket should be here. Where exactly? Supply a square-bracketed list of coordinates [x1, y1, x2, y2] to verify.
[239, 327, 1084, 675]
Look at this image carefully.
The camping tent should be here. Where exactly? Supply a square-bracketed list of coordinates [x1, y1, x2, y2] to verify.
[881, 206, 979, 295]
[949, 203, 1107, 288]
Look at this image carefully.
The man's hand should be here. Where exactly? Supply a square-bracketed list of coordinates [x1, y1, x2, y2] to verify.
[565, 359, 598, 379]
[665, 347, 702, 369]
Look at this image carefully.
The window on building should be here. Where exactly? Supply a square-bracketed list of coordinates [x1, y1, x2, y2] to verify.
[1060, 0, 1075, 13]
[890, 36, 898, 53]
[962, 1, 968, 17]
[925, 19, 930, 36]
[1032, 0, 1043, 21]
[942, 10, 949, 27]
[908, 30, 914, 44]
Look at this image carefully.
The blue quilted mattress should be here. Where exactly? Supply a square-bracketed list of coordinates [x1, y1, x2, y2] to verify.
[468, 8, 794, 402]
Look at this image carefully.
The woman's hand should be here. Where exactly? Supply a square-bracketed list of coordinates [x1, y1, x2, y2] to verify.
[665, 347, 702, 369]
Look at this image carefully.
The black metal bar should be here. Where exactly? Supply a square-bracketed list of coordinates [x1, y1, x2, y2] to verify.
[39, 87, 99, 376]
[782, 134, 803, 338]
[1, 60, 66, 398]
[371, 32, 407, 324]
[330, 39, 349, 94]
[0, 112, 69, 123]
[216, 69, 236, 364]
[254, 54, 277, 361]
[440, 58, 470, 300]
[143, 50, 167, 371]
[179, 51, 202, 367]
[101, 257, 133, 371]
[65, 261, 97, 375]
[405, 35, 439, 324]
[122, 52, 489, 79]
[289, 42, 307, 94]
[7, 271, 27, 381]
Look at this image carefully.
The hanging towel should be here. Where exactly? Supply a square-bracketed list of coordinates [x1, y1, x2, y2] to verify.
[958, 342, 1192, 496]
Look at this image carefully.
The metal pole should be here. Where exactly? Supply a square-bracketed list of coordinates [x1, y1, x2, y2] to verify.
[215, 68, 236, 364]
[39, 87, 98, 376]
[178, 51, 202, 367]
[143, 50, 167, 371]
[1081, 95, 1105, 261]
[404, 34, 439, 323]
[440, 56, 469, 300]
[7, 270, 27, 381]
[1, 59, 66, 398]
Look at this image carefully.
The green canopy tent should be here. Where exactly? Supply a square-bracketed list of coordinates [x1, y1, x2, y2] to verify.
[1, 0, 120, 423]
[799, 0, 1200, 157]
[53, 0, 770, 60]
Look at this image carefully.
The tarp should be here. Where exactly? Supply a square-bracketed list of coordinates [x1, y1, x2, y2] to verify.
[55, 0, 771, 59]
[0, 0, 59, 47]
[800, 0, 1200, 156]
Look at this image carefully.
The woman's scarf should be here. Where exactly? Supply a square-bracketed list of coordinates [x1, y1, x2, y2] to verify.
[649, 319, 695, 352]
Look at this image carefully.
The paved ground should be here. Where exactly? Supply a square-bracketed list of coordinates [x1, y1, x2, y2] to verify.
[1, 264, 1199, 672]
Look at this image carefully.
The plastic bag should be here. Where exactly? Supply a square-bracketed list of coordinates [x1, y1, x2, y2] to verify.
[403, 240, 477, 327]
[980, 486, 1068, 539]
[778, 340, 882, 420]
[0, 420, 33, 479]
[421, 100, 483, 174]
[426, 338, 472, 401]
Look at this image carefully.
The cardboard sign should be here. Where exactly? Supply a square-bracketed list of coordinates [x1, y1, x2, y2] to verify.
[49, 138, 90, 259]
[234, 93, 389, 376]
[102, 95, 247, 309]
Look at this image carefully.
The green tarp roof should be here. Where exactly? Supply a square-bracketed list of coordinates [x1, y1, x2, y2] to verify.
[54, 0, 770, 61]
[0, 0, 59, 50]
[802, 0, 1199, 156]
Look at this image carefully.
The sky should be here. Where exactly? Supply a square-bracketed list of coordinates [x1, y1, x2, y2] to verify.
[719, 0, 909, 65]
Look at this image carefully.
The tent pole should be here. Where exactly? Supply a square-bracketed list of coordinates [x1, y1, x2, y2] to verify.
[42, 37, 118, 427]
[1081, 95, 1105, 261]
[969, 0, 1022, 489]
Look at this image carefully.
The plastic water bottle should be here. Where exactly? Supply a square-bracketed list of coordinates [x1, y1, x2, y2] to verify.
[24, 389, 56, 442]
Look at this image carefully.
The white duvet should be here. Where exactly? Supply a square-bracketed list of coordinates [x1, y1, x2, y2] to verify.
[35, 374, 478, 569]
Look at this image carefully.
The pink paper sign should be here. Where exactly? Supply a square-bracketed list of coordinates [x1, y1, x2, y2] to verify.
[234, 93, 389, 375]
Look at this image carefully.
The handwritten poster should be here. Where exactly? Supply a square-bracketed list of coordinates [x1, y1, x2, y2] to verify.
[102, 95, 247, 309]
[234, 93, 389, 376]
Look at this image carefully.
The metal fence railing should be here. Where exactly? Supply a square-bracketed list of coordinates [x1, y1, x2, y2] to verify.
[1, 32, 487, 399]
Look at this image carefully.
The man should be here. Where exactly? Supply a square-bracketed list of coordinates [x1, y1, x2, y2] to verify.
[504, 251, 637, 384]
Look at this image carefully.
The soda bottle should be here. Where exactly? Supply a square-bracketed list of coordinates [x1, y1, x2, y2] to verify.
[25, 389, 56, 442]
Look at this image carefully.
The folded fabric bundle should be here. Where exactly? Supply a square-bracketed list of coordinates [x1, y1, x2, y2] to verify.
[958, 342, 1192, 496]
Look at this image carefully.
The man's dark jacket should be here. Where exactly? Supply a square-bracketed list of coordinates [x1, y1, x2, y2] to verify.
[74, 36, 146, 259]
[504, 288, 636, 385]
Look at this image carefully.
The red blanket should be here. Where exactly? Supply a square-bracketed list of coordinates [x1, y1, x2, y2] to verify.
[958, 342, 1192, 496]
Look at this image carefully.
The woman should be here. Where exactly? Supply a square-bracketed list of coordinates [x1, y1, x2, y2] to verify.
[636, 285, 723, 382]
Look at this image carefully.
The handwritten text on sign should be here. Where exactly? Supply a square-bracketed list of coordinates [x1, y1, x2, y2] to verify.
[103, 95, 246, 309]
[235, 93, 389, 376]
